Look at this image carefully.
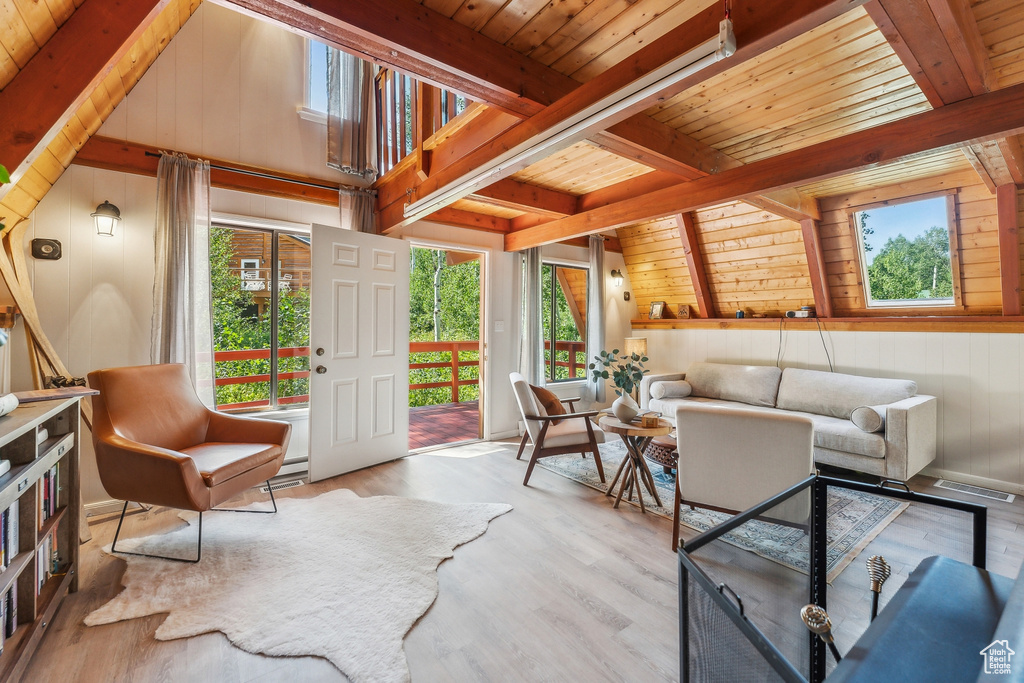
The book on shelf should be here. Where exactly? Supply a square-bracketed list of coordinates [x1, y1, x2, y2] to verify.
[1, 509, 6, 570]
[5, 587, 17, 638]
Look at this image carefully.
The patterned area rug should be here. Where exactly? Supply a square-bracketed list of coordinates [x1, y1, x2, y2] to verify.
[537, 440, 907, 582]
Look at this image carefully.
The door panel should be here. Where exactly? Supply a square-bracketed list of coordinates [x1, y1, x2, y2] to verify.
[309, 225, 410, 481]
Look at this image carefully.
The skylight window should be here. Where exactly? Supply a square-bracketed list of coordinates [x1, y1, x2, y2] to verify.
[853, 194, 957, 308]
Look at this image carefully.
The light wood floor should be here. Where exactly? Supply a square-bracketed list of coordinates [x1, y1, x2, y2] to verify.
[21, 441, 1024, 682]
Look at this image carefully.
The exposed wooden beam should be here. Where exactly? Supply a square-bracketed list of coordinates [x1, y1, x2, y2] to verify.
[0, 0, 170, 195]
[748, 189, 823, 222]
[471, 179, 577, 218]
[74, 137, 342, 205]
[925, 0, 995, 96]
[503, 81, 1024, 251]
[675, 213, 714, 318]
[997, 137, 1024, 186]
[800, 217, 834, 318]
[996, 184, 1022, 315]
[226, 0, 570, 118]
[866, 0, 972, 106]
[961, 144, 998, 193]
[397, 0, 864, 229]
[422, 207, 511, 234]
[869, 0, 1022, 190]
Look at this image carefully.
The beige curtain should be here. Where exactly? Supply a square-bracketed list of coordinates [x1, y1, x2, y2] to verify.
[151, 152, 215, 406]
[583, 235, 606, 403]
[519, 248, 544, 385]
[328, 48, 378, 232]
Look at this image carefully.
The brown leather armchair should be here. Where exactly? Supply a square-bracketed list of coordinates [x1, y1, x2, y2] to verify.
[89, 364, 292, 562]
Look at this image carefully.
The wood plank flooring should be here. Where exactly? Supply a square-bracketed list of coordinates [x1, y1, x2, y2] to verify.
[21, 441, 1024, 682]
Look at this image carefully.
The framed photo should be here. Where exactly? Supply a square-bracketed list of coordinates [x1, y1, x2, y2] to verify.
[649, 301, 666, 319]
[677, 304, 691, 319]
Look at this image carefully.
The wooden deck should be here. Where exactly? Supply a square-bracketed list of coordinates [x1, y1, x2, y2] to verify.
[409, 400, 480, 449]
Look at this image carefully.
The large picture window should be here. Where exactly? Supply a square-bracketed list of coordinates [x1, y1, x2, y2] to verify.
[852, 194, 957, 308]
[541, 263, 588, 383]
[210, 225, 311, 411]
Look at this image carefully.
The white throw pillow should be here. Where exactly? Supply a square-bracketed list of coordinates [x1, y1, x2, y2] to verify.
[651, 380, 693, 400]
[851, 405, 886, 433]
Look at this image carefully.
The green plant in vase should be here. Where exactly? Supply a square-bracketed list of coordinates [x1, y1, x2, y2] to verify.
[589, 348, 649, 422]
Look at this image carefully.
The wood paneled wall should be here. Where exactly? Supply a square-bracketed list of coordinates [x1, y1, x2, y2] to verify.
[819, 169, 1003, 315]
[619, 201, 815, 318]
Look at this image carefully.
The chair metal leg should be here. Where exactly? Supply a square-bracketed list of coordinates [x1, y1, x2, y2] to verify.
[111, 501, 203, 563]
[212, 480, 279, 513]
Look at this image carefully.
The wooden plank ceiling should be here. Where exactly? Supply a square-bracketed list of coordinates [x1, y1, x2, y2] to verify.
[0, 0, 201, 233]
[1, 0, 1023, 322]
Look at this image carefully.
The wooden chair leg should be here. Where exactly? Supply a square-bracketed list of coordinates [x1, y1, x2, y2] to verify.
[516, 433, 530, 461]
[591, 444, 605, 483]
[523, 451, 541, 486]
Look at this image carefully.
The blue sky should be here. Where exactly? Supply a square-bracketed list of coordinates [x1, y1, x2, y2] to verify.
[309, 41, 329, 113]
[859, 196, 947, 265]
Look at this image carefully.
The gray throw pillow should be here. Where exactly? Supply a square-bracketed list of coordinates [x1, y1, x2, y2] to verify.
[851, 405, 886, 433]
[651, 380, 692, 400]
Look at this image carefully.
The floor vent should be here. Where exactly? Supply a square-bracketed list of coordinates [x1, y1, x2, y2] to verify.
[935, 479, 1015, 503]
[260, 479, 305, 493]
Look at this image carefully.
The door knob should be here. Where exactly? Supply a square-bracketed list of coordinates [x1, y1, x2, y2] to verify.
[315, 365, 327, 374]
[315, 348, 325, 356]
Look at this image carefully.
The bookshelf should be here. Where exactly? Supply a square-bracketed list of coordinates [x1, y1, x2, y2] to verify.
[0, 397, 80, 682]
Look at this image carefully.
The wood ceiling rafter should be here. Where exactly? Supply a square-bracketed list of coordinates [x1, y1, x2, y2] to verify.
[866, 0, 1021, 189]
[392, 0, 865, 230]
[503, 80, 1024, 250]
[0, 0, 172, 198]
[675, 212, 714, 318]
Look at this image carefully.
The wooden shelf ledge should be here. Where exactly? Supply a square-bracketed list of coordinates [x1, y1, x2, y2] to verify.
[631, 316, 1024, 334]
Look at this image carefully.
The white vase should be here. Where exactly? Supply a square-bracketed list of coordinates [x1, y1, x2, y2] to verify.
[612, 394, 639, 423]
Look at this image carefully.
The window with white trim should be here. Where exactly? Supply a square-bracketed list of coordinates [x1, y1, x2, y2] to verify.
[306, 39, 329, 114]
[851, 193, 957, 308]
[541, 263, 589, 383]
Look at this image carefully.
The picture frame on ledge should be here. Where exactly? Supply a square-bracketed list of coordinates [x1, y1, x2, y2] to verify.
[649, 301, 666, 319]
[677, 304, 691, 319]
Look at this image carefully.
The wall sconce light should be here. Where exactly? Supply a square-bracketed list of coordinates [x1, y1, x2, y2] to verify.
[610, 268, 631, 300]
[92, 200, 121, 237]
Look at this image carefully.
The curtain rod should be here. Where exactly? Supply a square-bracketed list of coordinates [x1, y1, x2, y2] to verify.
[143, 150, 375, 196]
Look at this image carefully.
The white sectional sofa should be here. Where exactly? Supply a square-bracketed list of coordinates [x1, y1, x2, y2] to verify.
[639, 362, 937, 481]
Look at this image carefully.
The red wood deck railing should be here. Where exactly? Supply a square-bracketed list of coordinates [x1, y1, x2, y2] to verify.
[409, 341, 480, 403]
[214, 339, 586, 411]
[214, 346, 310, 411]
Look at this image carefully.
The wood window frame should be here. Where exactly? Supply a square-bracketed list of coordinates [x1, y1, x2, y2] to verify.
[847, 188, 964, 312]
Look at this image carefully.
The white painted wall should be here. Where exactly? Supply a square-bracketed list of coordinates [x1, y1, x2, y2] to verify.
[98, 2, 344, 183]
[8, 2, 349, 505]
[642, 326, 1024, 493]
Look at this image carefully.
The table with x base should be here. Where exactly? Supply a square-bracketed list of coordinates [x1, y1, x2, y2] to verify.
[599, 415, 672, 513]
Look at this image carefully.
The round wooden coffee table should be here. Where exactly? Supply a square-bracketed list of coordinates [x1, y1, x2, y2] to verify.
[598, 416, 672, 513]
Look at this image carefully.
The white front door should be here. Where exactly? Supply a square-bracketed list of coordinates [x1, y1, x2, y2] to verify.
[308, 224, 410, 481]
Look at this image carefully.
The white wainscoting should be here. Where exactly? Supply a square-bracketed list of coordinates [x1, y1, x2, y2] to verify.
[643, 327, 1024, 492]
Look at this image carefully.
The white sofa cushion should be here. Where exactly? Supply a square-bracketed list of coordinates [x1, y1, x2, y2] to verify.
[800, 412, 886, 459]
[657, 396, 886, 459]
[776, 368, 916, 420]
[851, 405, 886, 433]
[651, 380, 692, 400]
[684, 362, 782, 407]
